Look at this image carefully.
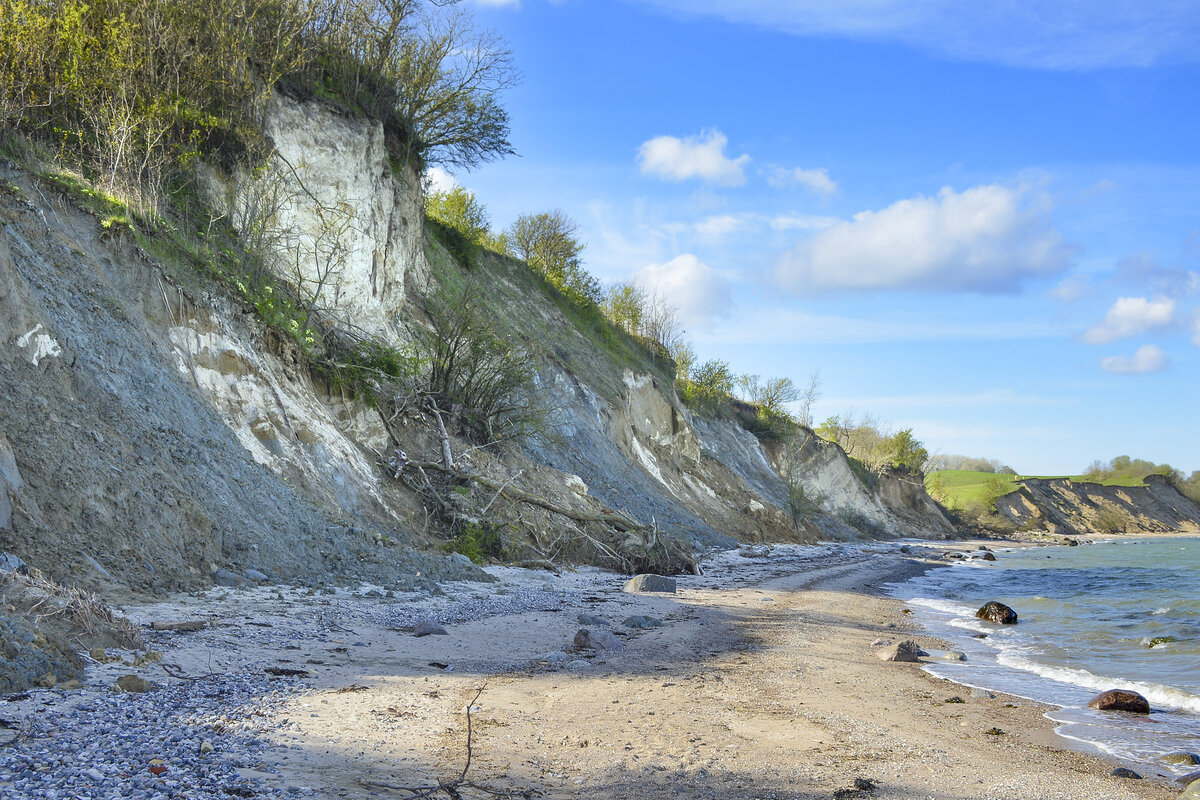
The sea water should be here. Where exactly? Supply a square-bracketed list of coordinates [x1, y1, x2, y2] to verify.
[892, 537, 1200, 776]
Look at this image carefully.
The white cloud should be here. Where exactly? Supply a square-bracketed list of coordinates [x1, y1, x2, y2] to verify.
[774, 183, 1072, 294]
[769, 214, 839, 232]
[1100, 344, 1169, 375]
[1051, 274, 1092, 302]
[767, 167, 837, 196]
[694, 214, 749, 238]
[423, 167, 458, 194]
[634, 254, 732, 329]
[637, 130, 750, 186]
[630, 1, 1200, 70]
[1082, 296, 1176, 344]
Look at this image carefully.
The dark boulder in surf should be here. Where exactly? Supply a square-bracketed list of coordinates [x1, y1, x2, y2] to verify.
[1087, 689, 1150, 714]
[976, 601, 1018, 624]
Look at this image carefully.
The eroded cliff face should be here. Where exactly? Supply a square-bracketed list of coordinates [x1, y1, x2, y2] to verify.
[0, 94, 959, 593]
[995, 476, 1200, 536]
[201, 91, 429, 341]
[0, 172, 457, 595]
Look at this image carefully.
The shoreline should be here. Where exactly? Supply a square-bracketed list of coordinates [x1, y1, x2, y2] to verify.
[0, 540, 1183, 799]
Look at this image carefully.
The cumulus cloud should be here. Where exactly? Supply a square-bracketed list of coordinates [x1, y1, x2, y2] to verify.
[630, 0, 1200, 70]
[423, 167, 457, 194]
[634, 254, 732, 328]
[766, 166, 837, 196]
[637, 130, 750, 186]
[1082, 296, 1176, 344]
[774, 183, 1072, 294]
[1100, 344, 1169, 375]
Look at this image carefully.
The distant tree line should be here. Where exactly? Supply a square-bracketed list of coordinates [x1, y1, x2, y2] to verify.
[925, 454, 1016, 474]
[1084, 455, 1200, 502]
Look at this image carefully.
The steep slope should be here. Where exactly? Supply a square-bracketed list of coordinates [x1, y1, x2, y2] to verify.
[1, 95, 959, 594]
[995, 475, 1200, 536]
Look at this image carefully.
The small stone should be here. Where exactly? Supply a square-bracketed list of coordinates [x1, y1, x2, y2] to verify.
[621, 615, 664, 630]
[57, 679, 82, 691]
[86, 768, 104, 781]
[976, 601, 1018, 624]
[532, 651, 570, 664]
[115, 674, 156, 693]
[573, 628, 623, 650]
[577, 614, 607, 626]
[243, 568, 270, 583]
[984, 727, 1006, 736]
[945, 696, 964, 704]
[413, 620, 448, 637]
[937, 651, 967, 662]
[870, 638, 891, 647]
[34, 672, 57, 688]
[448, 553, 474, 568]
[970, 688, 996, 699]
[1111, 767, 1142, 779]
[622, 574, 676, 593]
[200, 739, 214, 755]
[876, 640, 927, 662]
[1088, 689, 1150, 714]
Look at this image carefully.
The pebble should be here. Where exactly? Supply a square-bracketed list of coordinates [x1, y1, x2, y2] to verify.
[0, 674, 307, 799]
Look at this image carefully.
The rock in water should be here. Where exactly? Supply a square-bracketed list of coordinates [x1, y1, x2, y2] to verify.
[981, 552, 997, 561]
[876, 640, 927, 662]
[413, 620, 448, 637]
[623, 574, 676, 593]
[976, 601, 1018, 624]
[1087, 689, 1150, 714]
[1162, 753, 1200, 766]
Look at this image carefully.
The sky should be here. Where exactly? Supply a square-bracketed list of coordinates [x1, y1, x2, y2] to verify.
[439, 0, 1200, 475]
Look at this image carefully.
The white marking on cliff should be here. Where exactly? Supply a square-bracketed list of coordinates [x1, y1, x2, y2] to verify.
[15, 324, 62, 366]
[630, 437, 665, 484]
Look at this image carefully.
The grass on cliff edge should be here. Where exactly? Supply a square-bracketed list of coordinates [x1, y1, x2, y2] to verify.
[424, 225, 675, 402]
[927, 469, 1154, 510]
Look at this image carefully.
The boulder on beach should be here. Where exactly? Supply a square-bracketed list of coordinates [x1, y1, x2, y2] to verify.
[573, 628, 623, 651]
[623, 574, 676, 593]
[876, 640, 927, 662]
[1180, 778, 1200, 800]
[976, 601, 1018, 624]
[413, 620, 448, 637]
[1087, 689, 1150, 714]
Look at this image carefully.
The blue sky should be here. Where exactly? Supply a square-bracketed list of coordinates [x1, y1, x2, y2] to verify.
[442, 0, 1199, 475]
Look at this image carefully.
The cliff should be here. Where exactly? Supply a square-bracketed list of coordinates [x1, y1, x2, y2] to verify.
[0, 94, 957, 596]
[994, 475, 1200, 536]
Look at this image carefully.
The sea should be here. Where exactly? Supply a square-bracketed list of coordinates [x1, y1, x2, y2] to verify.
[890, 536, 1200, 777]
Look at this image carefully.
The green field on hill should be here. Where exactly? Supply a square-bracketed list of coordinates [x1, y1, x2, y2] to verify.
[924, 470, 1151, 510]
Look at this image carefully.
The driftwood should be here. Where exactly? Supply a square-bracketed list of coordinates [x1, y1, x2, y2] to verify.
[357, 685, 536, 799]
[405, 459, 646, 533]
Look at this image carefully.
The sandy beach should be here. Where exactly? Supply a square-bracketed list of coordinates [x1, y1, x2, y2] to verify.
[1, 541, 1184, 799]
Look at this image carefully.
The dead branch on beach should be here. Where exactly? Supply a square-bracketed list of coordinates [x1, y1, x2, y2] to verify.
[357, 685, 539, 799]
